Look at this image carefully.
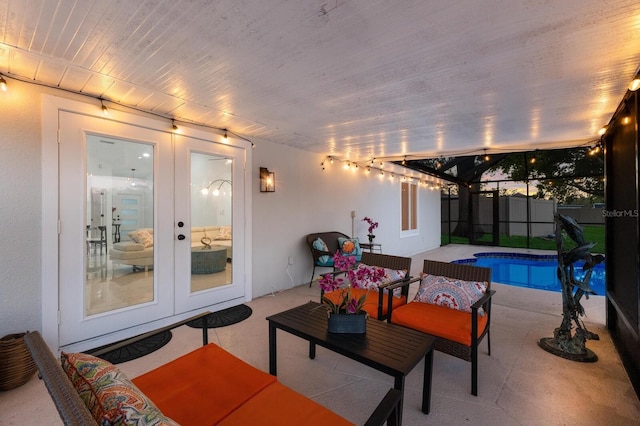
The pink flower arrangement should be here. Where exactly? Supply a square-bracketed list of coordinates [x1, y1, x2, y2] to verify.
[363, 216, 379, 240]
[318, 251, 385, 314]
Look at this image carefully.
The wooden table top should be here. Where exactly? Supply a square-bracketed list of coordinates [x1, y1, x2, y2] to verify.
[267, 301, 436, 377]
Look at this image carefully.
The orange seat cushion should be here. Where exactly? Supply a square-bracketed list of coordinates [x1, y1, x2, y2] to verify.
[391, 301, 488, 346]
[132, 344, 276, 425]
[219, 382, 354, 426]
[323, 289, 406, 319]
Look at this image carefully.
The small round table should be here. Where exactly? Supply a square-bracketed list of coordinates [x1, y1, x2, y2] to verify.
[191, 245, 227, 274]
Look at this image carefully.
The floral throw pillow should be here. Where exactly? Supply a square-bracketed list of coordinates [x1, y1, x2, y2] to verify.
[414, 273, 487, 314]
[60, 352, 178, 426]
[128, 230, 153, 248]
[355, 264, 406, 292]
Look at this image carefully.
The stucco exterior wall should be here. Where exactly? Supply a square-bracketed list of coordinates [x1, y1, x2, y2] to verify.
[0, 81, 44, 335]
[0, 81, 442, 338]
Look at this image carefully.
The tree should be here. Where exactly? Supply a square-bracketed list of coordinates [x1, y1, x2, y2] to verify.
[491, 147, 604, 204]
[405, 154, 508, 237]
[402, 146, 603, 241]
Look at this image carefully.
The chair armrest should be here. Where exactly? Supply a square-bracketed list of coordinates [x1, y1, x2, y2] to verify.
[313, 248, 334, 258]
[363, 388, 402, 426]
[384, 276, 420, 292]
[377, 275, 413, 290]
[24, 331, 97, 426]
[471, 289, 496, 311]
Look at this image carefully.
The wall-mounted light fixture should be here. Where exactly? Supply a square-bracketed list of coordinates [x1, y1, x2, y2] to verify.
[260, 167, 275, 192]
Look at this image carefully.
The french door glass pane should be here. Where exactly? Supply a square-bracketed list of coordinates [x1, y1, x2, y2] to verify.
[85, 136, 154, 316]
[190, 152, 232, 291]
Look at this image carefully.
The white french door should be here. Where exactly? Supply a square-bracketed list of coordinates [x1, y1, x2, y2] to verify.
[174, 135, 246, 313]
[57, 109, 248, 350]
[59, 112, 174, 347]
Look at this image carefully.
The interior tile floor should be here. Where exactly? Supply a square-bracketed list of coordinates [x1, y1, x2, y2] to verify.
[85, 254, 232, 315]
[2, 244, 639, 425]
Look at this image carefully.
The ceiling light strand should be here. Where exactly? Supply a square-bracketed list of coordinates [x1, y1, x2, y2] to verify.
[0, 71, 255, 147]
[320, 155, 445, 190]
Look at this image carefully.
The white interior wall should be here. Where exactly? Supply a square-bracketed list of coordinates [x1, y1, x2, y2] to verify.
[0, 80, 442, 338]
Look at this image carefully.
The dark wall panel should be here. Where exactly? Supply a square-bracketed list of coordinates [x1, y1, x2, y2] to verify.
[605, 91, 640, 398]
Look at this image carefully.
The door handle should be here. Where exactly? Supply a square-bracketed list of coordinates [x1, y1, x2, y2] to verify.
[177, 234, 186, 240]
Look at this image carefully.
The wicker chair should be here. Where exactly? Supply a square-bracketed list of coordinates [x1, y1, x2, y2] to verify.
[319, 252, 412, 321]
[387, 259, 495, 396]
[305, 231, 352, 286]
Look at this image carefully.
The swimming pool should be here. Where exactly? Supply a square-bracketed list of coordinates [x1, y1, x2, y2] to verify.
[452, 252, 606, 295]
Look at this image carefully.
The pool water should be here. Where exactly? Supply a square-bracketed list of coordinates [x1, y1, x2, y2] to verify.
[452, 252, 606, 295]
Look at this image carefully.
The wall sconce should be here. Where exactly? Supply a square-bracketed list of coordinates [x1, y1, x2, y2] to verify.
[260, 167, 275, 192]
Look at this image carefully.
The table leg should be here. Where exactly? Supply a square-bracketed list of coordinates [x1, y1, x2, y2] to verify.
[394, 375, 405, 425]
[309, 342, 316, 359]
[422, 348, 433, 414]
[269, 323, 277, 375]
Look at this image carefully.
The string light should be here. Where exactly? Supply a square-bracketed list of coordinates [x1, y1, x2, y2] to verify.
[629, 74, 640, 91]
[100, 99, 109, 116]
[0, 72, 256, 146]
[318, 155, 446, 189]
[622, 102, 631, 125]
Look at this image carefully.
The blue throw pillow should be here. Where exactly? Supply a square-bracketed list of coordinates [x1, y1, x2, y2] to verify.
[316, 255, 333, 266]
[337, 237, 362, 259]
[313, 238, 332, 265]
[313, 237, 329, 252]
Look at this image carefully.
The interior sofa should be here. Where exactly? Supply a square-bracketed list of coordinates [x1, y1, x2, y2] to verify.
[24, 312, 402, 426]
[109, 226, 232, 271]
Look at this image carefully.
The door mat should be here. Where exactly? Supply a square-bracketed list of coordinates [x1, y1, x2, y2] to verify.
[87, 330, 172, 365]
[186, 304, 253, 329]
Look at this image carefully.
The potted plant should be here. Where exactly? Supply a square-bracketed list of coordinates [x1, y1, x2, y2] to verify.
[318, 252, 385, 333]
[363, 216, 379, 243]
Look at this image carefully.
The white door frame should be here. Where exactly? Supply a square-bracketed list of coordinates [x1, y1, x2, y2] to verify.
[41, 95, 252, 352]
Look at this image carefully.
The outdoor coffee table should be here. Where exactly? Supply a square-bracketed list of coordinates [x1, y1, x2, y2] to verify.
[267, 301, 436, 422]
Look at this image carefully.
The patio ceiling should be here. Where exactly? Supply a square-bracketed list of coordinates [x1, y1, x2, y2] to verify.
[1, 0, 639, 162]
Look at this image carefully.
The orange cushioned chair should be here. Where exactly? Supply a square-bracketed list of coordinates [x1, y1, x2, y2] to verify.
[320, 251, 412, 320]
[388, 259, 495, 396]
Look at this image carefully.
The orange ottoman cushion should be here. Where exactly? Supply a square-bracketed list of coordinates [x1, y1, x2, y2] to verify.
[132, 344, 276, 425]
[219, 382, 354, 426]
[392, 301, 488, 346]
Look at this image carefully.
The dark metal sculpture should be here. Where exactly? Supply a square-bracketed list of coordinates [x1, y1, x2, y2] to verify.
[538, 213, 604, 361]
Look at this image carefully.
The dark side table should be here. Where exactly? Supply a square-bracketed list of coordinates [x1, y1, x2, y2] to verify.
[360, 242, 382, 253]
